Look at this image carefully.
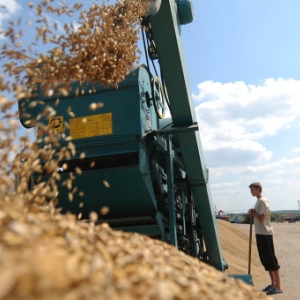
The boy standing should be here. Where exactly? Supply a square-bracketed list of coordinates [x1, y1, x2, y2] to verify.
[248, 182, 283, 295]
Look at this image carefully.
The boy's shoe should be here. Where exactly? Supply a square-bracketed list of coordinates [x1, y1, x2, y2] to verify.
[266, 287, 283, 295]
[262, 285, 272, 292]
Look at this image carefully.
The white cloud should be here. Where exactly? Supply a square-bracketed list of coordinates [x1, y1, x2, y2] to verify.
[0, 0, 21, 38]
[291, 146, 300, 153]
[194, 78, 300, 162]
[193, 78, 300, 212]
[0, 0, 20, 15]
[210, 155, 300, 212]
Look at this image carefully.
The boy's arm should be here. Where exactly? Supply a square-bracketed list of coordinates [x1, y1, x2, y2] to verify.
[253, 210, 266, 223]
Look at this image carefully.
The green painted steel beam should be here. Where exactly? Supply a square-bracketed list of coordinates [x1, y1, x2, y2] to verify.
[149, 0, 226, 271]
[149, 0, 196, 127]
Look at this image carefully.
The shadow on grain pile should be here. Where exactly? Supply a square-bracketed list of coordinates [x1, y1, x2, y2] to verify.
[0, 200, 271, 300]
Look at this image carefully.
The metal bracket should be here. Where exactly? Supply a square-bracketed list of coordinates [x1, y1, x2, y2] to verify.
[156, 123, 198, 135]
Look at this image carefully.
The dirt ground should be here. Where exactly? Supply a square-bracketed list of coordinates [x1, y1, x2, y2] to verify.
[218, 220, 300, 300]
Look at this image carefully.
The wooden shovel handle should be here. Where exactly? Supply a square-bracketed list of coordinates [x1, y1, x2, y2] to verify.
[248, 216, 253, 275]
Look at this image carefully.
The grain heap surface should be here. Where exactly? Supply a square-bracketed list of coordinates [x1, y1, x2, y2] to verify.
[0, 200, 271, 300]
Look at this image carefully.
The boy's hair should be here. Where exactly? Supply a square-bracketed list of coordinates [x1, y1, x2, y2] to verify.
[249, 182, 262, 192]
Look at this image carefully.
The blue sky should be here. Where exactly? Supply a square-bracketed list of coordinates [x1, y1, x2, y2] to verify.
[182, 1, 300, 213]
[1, 0, 300, 213]
[185, 1, 300, 86]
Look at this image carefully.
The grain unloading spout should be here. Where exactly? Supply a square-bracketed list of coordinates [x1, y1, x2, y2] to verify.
[145, 0, 162, 17]
[144, 0, 194, 25]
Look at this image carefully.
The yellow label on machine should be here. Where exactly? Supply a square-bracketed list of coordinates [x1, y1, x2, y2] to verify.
[70, 113, 113, 139]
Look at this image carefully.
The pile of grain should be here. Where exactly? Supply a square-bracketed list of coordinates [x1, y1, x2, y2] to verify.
[0, 200, 271, 300]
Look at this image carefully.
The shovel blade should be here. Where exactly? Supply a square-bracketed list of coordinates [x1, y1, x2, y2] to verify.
[228, 274, 254, 285]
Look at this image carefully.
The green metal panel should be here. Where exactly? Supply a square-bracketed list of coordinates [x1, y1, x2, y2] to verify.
[119, 224, 162, 236]
[44, 163, 157, 218]
[19, 65, 157, 159]
[22, 65, 159, 219]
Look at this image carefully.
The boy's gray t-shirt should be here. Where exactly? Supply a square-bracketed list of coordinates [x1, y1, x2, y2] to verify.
[254, 197, 273, 235]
